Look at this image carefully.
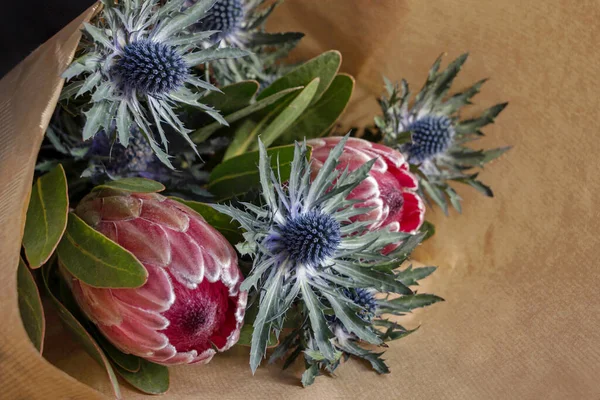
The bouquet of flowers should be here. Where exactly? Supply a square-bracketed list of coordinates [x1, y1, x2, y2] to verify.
[16, 0, 509, 396]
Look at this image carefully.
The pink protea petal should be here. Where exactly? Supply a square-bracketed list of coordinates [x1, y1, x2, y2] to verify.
[117, 302, 170, 330]
[309, 136, 425, 239]
[71, 281, 122, 326]
[147, 344, 177, 363]
[399, 192, 425, 233]
[140, 199, 190, 232]
[165, 229, 204, 289]
[190, 349, 216, 365]
[99, 320, 169, 354]
[113, 219, 171, 267]
[113, 264, 175, 312]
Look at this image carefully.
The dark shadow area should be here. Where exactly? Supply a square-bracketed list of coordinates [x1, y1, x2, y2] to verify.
[0, 0, 95, 79]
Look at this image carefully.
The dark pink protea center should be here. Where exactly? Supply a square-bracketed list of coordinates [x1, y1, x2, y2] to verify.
[161, 278, 237, 353]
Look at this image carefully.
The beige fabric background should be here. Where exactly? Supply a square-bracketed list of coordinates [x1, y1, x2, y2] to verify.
[1, 1, 599, 399]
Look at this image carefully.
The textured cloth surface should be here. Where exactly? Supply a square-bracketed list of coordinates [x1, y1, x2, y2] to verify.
[1, 1, 599, 399]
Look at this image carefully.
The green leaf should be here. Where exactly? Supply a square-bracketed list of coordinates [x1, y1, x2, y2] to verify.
[323, 292, 382, 345]
[41, 263, 121, 399]
[236, 324, 278, 348]
[419, 220, 436, 242]
[208, 144, 311, 200]
[249, 78, 320, 150]
[258, 50, 341, 104]
[420, 178, 449, 215]
[277, 73, 354, 144]
[184, 47, 250, 66]
[396, 265, 437, 286]
[301, 364, 319, 387]
[56, 213, 148, 288]
[332, 261, 413, 295]
[202, 80, 259, 115]
[17, 258, 45, 352]
[94, 178, 165, 193]
[96, 334, 141, 373]
[191, 87, 302, 143]
[22, 165, 69, 268]
[468, 179, 494, 197]
[82, 101, 109, 141]
[379, 293, 444, 313]
[482, 146, 512, 164]
[455, 102, 508, 135]
[169, 198, 243, 245]
[113, 360, 169, 395]
[250, 31, 304, 46]
[300, 280, 336, 361]
[446, 186, 462, 213]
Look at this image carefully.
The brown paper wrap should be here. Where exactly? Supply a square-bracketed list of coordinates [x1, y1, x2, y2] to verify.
[1, 1, 599, 399]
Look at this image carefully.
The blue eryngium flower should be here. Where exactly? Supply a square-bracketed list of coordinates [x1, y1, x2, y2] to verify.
[195, 0, 245, 42]
[61, 0, 250, 168]
[213, 135, 421, 374]
[405, 115, 455, 163]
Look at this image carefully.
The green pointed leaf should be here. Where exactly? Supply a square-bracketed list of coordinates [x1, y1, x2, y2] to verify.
[208, 144, 311, 200]
[236, 324, 278, 348]
[191, 87, 302, 143]
[420, 179, 449, 215]
[82, 101, 109, 141]
[455, 102, 508, 135]
[301, 364, 319, 387]
[277, 73, 354, 143]
[202, 80, 259, 115]
[418, 220, 436, 242]
[249, 78, 320, 150]
[482, 146, 511, 164]
[332, 261, 413, 295]
[250, 31, 304, 46]
[323, 292, 382, 345]
[96, 334, 141, 373]
[154, 0, 216, 41]
[338, 341, 390, 374]
[468, 179, 494, 197]
[396, 265, 437, 286]
[114, 360, 169, 395]
[185, 47, 251, 66]
[379, 293, 444, 313]
[170, 198, 243, 245]
[22, 164, 69, 268]
[56, 213, 148, 288]
[258, 50, 341, 104]
[41, 263, 122, 399]
[300, 280, 335, 361]
[93, 178, 165, 193]
[17, 258, 45, 352]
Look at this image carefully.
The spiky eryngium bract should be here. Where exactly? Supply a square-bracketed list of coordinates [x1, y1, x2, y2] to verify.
[376, 53, 510, 214]
[213, 135, 440, 382]
[61, 0, 250, 168]
[187, 0, 304, 86]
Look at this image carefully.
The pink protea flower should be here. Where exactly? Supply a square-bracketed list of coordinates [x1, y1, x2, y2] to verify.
[308, 137, 425, 248]
[65, 190, 247, 365]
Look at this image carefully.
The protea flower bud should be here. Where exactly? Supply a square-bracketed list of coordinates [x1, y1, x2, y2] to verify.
[308, 137, 425, 239]
[66, 190, 247, 365]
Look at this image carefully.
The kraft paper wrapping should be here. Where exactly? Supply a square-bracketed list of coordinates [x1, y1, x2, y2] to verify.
[1, 1, 599, 399]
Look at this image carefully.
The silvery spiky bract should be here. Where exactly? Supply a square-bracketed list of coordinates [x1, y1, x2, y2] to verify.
[187, 0, 303, 86]
[213, 136, 436, 380]
[61, 0, 250, 168]
[376, 53, 510, 214]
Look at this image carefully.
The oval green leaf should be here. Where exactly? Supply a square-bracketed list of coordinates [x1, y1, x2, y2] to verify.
[22, 164, 69, 268]
[202, 80, 259, 115]
[114, 360, 169, 395]
[94, 178, 165, 193]
[170, 198, 243, 245]
[96, 333, 141, 373]
[41, 263, 122, 399]
[249, 78, 320, 150]
[191, 87, 302, 143]
[17, 257, 45, 353]
[56, 213, 148, 288]
[257, 50, 342, 104]
[277, 73, 355, 144]
[208, 144, 311, 200]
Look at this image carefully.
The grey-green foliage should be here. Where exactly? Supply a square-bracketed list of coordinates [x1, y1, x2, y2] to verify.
[61, 0, 250, 168]
[377, 53, 510, 214]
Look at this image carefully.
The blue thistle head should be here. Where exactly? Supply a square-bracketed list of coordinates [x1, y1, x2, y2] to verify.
[270, 211, 341, 267]
[344, 288, 377, 321]
[195, 0, 244, 42]
[406, 115, 455, 163]
[111, 40, 188, 96]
